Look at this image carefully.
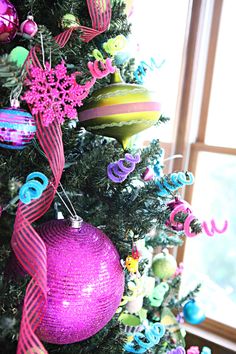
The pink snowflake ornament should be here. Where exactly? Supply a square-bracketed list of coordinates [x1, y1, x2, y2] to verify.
[22, 59, 115, 126]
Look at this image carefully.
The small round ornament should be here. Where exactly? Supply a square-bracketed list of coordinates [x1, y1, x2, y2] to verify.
[20, 14, 38, 38]
[9, 46, 29, 67]
[79, 70, 161, 149]
[152, 249, 177, 279]
[141, 166, 154, 181]
[0, 0, 19, 43]
[183, 300, 205, 325]
[0, 101, 36, 150]
[61, 13, 80, 29]
[36, 218, 124, 344]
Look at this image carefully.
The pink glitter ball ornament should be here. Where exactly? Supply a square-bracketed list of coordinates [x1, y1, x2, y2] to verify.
[36, 219, 124, 344]
[0, 0, 19, 43]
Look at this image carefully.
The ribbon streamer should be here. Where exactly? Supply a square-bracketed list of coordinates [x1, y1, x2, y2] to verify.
[19, 172, 48, 204]
[187, 347, 200, 354]
[12, 2, 112, 352]
[12, 27, 80, 354]
[124, 322, 165, 353]
[167, 347, 186, 354]
[201, 347, 211, 354]
[149, 282, 169, 307]
[169, 203, 197, 237]
[107, 153, 141, 183]
[156, 172, 194, 196]
[134, 58, 165, 84]
[77, 0, 111, 42]
[201, 219, 228, 236]
[87, 58, 116, 78]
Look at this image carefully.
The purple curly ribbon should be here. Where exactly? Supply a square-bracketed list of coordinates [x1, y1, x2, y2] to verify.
[107, 153, 141, 183]
[167, 347, 186, 354]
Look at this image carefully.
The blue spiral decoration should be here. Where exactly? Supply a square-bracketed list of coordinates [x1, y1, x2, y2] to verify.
[201, 347, 211, 354]
[153, 148, 165, 177]
[107, 153, 141, 183]
[19, 172, 49, 204]
[156, 172, 194, 196]
[134, 58, 165, 84]
[124, 322, 165, 353]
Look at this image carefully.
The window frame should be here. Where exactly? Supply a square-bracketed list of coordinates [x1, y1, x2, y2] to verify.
[166, 0, 236, 343]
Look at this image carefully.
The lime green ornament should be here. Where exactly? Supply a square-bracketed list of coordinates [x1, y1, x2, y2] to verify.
[9, 46, 29, 68]
[79, 70, 161, 150]
[118, 313, 141, 326]
[61, 14, 80, 29]
[103, 35, 127, 56]
[152, 249, 177, 279]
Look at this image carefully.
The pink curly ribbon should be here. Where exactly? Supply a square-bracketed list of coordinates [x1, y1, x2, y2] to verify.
[187, 347, 200, 354]
[169, 204, 197, 237]
[88, 58, 116, 78]
[173, 262, 184, 277]
[201, 219, 228, 237]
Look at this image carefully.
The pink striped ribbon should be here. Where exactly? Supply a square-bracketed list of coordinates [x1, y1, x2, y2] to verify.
[11, 31, 72, 354]
[11, 2, 112, 352]
[79, 0, 111, 42]
[54, 0, 111, 44]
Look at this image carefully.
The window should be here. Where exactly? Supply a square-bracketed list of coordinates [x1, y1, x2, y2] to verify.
[174, 0, 236, 342]
[128, 0, 190, 145]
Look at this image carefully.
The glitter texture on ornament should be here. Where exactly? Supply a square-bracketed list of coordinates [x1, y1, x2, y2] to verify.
[22, 60, 115, 127]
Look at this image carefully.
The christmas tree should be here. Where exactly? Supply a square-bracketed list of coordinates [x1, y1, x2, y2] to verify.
[0, 1, 211, 353]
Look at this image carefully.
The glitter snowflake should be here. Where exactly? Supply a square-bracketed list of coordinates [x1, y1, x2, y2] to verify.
[22, 61, 96, 126]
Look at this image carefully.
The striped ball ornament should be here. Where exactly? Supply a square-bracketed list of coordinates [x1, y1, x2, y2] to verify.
[79, 70, 161, 149]
[0, 106, 36, 149]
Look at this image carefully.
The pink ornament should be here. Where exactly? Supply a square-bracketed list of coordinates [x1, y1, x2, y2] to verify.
[22, 59, 115, 126]
[0, 105, 36, 149]
[141, 167, 154, 181]
[187, 346, 200, 354]
[0, 205, 2, 217]
[36, 219, 124, 344]
[166, 199, 192, 230]
[0, 0, 19, 43]
[20, 15, 38, 38]
[174, 262, 184, 277]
